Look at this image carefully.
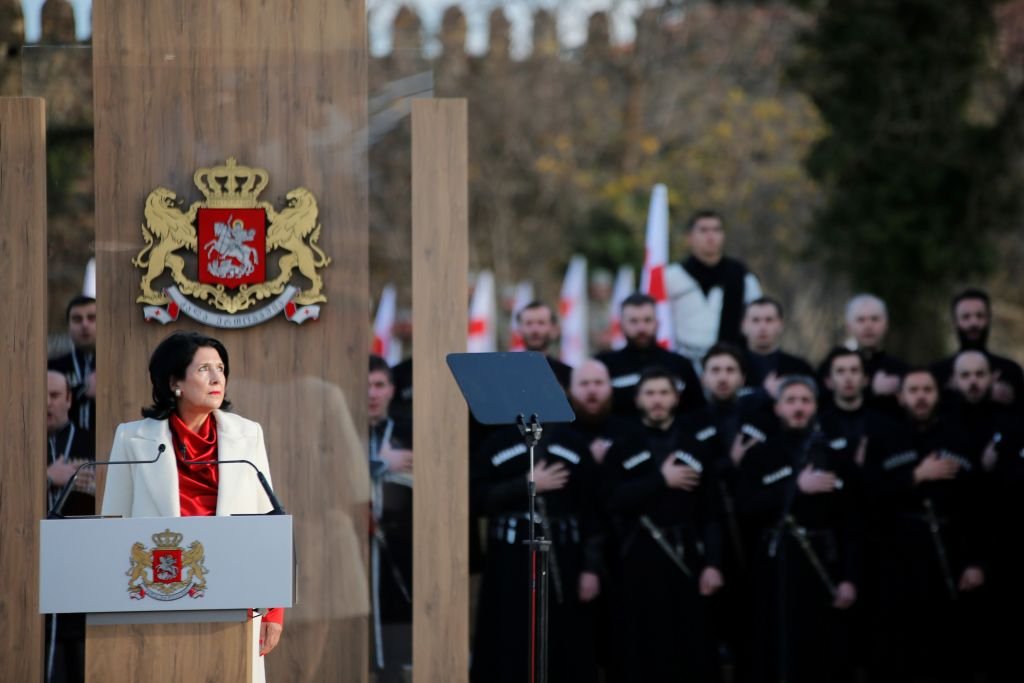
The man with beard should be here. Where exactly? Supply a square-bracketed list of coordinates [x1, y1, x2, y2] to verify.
[564, 359, 647, 469]
[741, 297, 813, 399]
[932, 288, 1024, 409]
[665, 210, 763, 368]
[863, 369, 985, 683]
[367, 356, 413, 682]
[470, 421, 601, 683]
[516, 300, 573, 389]
[604, 367, 725, 682]
[823, 295, 908, 417]
[596, 293, 704, 419]
[49, 296, 97, 434]
[564, 359, 646, 681]
[737, 377, 860, 683]
[950, 350, 1012, 459]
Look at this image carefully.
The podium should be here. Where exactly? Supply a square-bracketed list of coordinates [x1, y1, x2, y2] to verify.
[40, 515, 294, 683]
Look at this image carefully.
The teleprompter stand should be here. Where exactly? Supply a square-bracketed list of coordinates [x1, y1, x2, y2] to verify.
[447, 352, 575, 683]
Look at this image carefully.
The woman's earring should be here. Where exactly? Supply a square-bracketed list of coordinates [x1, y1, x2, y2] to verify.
[174, 387, 182, 398]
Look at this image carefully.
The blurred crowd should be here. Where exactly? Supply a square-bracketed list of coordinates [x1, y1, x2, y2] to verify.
[368, 211, 1024, 683]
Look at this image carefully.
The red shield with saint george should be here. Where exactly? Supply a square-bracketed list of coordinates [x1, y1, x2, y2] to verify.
[197, 208, 267, 287]
[152, 549, 183, 584]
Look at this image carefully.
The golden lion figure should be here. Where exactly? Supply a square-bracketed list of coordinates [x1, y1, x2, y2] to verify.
[133, 188, 200, 305]
[265, 188, 332, 305]
[182, 541, 208, 592]
[126, 542, 152, 593]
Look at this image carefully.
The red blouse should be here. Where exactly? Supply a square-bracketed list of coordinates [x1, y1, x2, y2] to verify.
[169, 413, 283, 626]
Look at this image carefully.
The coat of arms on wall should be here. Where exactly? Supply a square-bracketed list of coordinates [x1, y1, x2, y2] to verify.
[132, 157, 330, 327]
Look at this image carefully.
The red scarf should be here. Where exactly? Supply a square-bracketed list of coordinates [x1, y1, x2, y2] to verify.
[169, 413, 219, 516]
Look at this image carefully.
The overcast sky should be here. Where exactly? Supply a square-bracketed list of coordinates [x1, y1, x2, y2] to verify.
[22, 0, 654, 56]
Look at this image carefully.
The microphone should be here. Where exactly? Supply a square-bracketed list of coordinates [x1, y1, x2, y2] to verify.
[47, 444, 166, 519]
[178, 446, 286, 515]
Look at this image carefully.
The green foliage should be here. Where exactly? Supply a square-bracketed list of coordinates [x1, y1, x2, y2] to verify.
[789, 0, 1014, 359]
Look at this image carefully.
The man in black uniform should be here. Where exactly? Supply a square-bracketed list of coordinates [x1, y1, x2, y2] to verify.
[986, 422, 1024, 682]
[947, 350, 1012, 680]
[470, 423, 601, 683]
[516, 300, 573, 389]
[684, 343, 769, 681]
[932, 288, 1024, 410]
[49, 296, 97, 434]
[816, 347, 886, 676]
[563, 359, 646, 682]
[604, 367, 724, 682]
[863, 369, 985, 683]
[818, 347, 886, 467]
[949, 350, 1012, 459]
[45, 369, 95, 683]
[367, 356, 413, 682]
[740, 297, 813, 399]
[596, 293, 704, 418]
[736, 377, 860, 683]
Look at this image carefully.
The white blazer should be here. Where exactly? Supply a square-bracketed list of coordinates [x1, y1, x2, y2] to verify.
[100, 409, 275, 518]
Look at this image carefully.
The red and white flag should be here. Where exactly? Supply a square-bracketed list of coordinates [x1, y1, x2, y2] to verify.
[559, 255, 588, 367]
[372, 284, 402, 365]
[508, 281, 535, 351]
[468, 270, 497, 353]
[641, 184, 674, 350]
[607, 265, 635, 350]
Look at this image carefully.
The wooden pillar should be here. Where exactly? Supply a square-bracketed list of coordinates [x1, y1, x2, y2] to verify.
[91, 3, 368, 680]
[412, 98, 469, 682]
[0, 96, 47, 683]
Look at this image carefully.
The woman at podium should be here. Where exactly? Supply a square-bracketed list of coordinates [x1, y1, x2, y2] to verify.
[101, 331, 284, 667]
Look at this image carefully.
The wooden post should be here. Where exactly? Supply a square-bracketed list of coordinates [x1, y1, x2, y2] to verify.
[0, 96, 47, 683]
[412, 98, 470, 683]
[91, 2, 369, 680]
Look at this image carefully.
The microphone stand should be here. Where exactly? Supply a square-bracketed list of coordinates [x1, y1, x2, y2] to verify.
[517, 413, 550, 683]
[48, 444, 167, 519]
[179, 450, 287, 515]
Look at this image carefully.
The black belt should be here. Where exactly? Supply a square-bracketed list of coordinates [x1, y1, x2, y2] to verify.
[489, 514, 580, 546]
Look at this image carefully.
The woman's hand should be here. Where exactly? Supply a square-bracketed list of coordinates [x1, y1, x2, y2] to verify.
[260, 620, 283, 656]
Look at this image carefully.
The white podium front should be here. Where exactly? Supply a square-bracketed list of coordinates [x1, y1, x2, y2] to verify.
[40, 515, 294, 683]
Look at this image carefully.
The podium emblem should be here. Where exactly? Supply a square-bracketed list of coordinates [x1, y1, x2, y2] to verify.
[127, 529, 208, 601]
[132, 157, 331, 327]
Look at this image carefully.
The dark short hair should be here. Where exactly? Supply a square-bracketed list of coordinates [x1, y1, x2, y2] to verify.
[46, 367, 71, 395]
[777, 375, 818, 399]
[745, 296, 784, 320]
[66, 295, 96, 322]
[685, 209, 723, 232]
[636, 366, 681, 394]
[900, 367, 939, 391]
[823, 346, 864, 375]
[951, 288, 991, 316]
[702, 342, 746, 374]
[142, 332, 232, 419]
[369, 354, 393, 383]
[516, 300, 558, 325]
[620, 292, 656, 311]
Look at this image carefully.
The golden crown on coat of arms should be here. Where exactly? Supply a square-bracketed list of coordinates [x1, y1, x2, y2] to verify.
[192, 157, 269, 208]
[152, 529, 184, 548]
